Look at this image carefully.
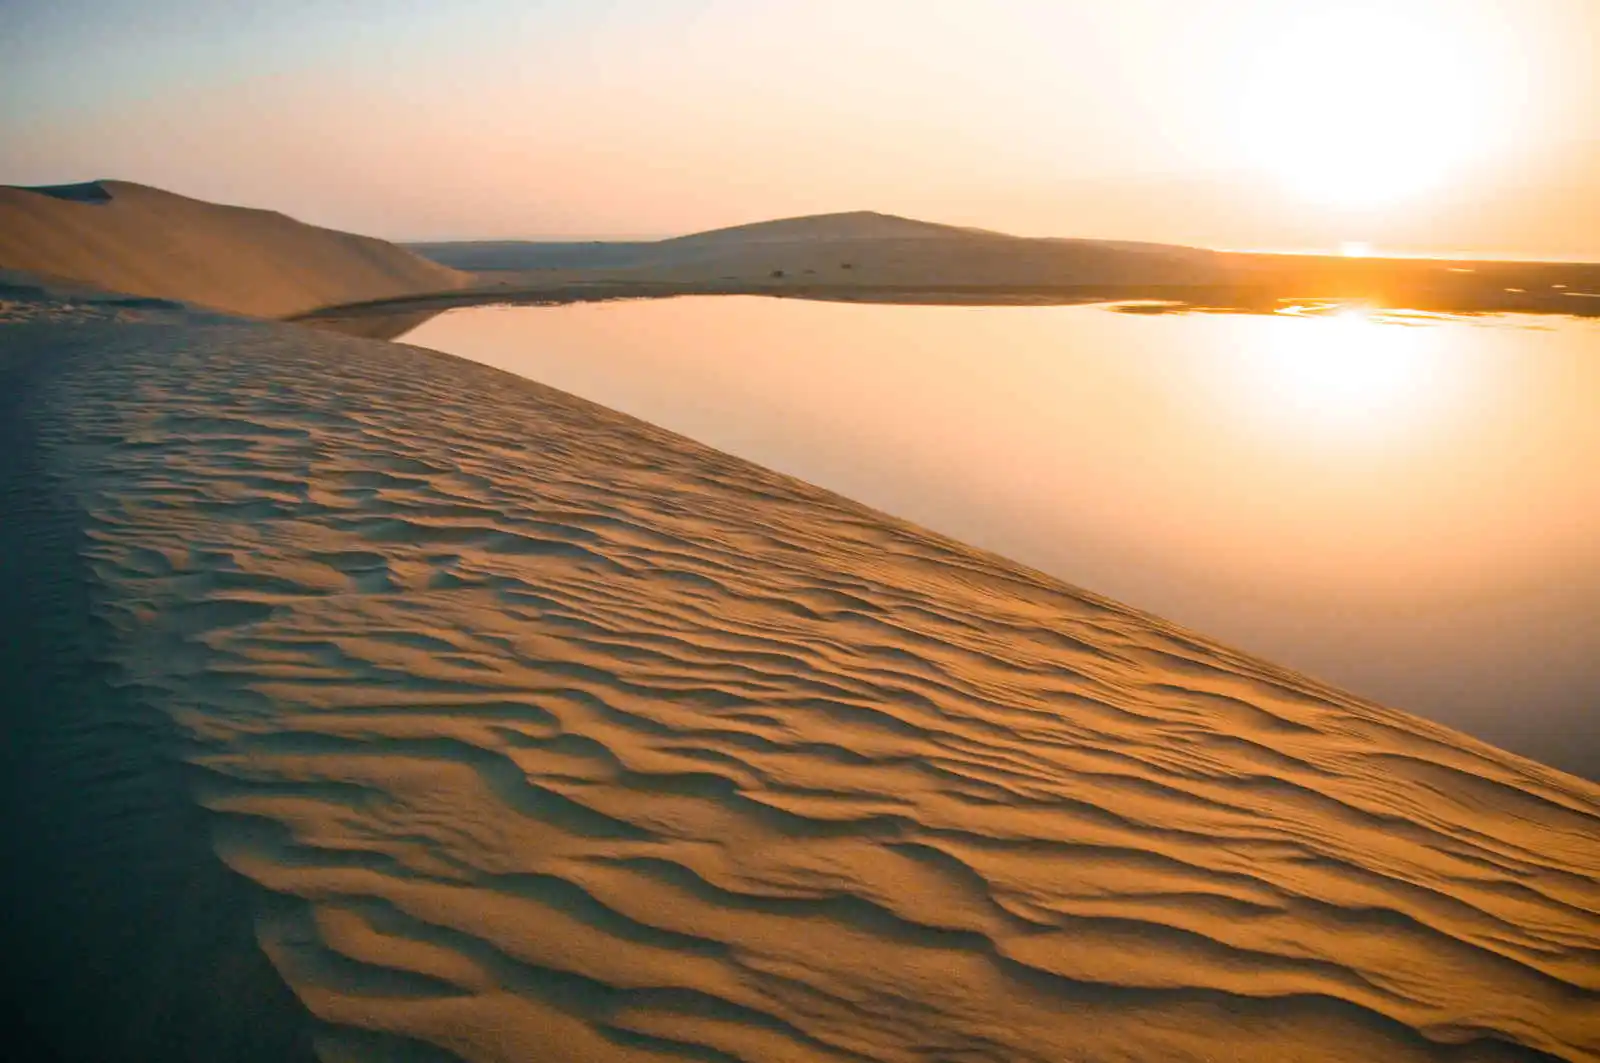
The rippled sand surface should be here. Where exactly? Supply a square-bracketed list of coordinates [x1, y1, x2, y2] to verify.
[3, 301, 1597, 1062]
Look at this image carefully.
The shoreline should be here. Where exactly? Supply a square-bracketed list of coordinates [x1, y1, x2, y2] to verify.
[290, 259, 1600, 339]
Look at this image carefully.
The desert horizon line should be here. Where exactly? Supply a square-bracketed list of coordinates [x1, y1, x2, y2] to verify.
[12, 177, 1597, 265]
[7, 176, 1596, 329]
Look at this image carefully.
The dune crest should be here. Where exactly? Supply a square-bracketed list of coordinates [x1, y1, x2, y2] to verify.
[3, 300, 1597, 1061]
[407, 209, 1220, 286]
[661, 210, 1007, 245]
[0, 180, 469, 318]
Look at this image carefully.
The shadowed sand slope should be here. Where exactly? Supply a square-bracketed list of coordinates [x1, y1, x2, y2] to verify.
[2, 297, 1597, 1062]
[0, 181, 469, 318]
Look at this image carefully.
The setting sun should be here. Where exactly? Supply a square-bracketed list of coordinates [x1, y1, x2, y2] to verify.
[1241, 3, 1499, 210]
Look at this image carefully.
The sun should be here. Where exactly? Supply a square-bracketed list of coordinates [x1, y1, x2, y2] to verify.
[1240, 3, 1496, 211]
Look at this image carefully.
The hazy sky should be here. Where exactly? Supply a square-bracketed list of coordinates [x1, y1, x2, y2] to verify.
[3, 0, 1597, 254]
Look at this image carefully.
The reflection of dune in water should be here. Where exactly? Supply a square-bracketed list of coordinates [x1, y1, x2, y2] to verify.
[8, 305, 1599, 1061]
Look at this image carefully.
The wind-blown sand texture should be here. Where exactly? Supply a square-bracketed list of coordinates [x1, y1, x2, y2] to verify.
[0, 181, 469, 318]
[1, 294, 1597, 1062]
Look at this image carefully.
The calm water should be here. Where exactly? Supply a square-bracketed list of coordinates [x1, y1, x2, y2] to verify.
[402, 298, 1600, 779]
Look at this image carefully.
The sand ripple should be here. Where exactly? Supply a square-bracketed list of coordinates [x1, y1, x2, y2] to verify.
[18, 310, 1600, 1061]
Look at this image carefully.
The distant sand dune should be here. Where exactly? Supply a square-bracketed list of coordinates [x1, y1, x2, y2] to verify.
[1, 297, 1596, 1061]
[0, 181, 469, 318]
[409, 209, 1223, 288]
[401, 211, 1599, 320]
[5, 181, 1591, 325]
[660, 210, 1008, 244]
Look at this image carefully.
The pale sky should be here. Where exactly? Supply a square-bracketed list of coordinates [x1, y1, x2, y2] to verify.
[3, 0, 1597, 255]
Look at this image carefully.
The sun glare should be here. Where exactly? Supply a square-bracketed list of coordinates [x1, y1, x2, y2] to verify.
[1241, 4, 1497, 211]
[1229, 307, 1448, 440]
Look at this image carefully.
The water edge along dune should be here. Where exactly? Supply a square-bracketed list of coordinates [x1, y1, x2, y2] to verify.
[0, 292, 1596, 1062]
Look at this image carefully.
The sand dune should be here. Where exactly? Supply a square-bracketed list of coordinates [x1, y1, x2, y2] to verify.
[7, 180, 1583, 325]
[660, 210, 1003, 244]
[1, 292, 1597, 1062]
[395, 214, 1596, 321]
[0, 181, 469, 318]
[410, 210, 1222, 289]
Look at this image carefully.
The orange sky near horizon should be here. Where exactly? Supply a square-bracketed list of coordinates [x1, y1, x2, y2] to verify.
[3, 0, 1597, 255]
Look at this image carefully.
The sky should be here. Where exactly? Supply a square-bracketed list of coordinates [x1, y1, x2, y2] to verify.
[3, 0, 1597, 255]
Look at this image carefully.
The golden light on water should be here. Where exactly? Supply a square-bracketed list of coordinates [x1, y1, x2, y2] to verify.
[1232, 306, 1448, 438]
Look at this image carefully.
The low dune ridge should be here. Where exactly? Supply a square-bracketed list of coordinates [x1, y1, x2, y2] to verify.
[392, 213, 1596, 322]
[410, 210, 1223, 288]
[1, 294, 1597, 1062]
[660, 210, 1003, 244]
[0, 181, 470, 318]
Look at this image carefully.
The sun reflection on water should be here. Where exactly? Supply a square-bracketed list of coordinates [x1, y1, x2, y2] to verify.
[1232, 305, 1450, 439]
